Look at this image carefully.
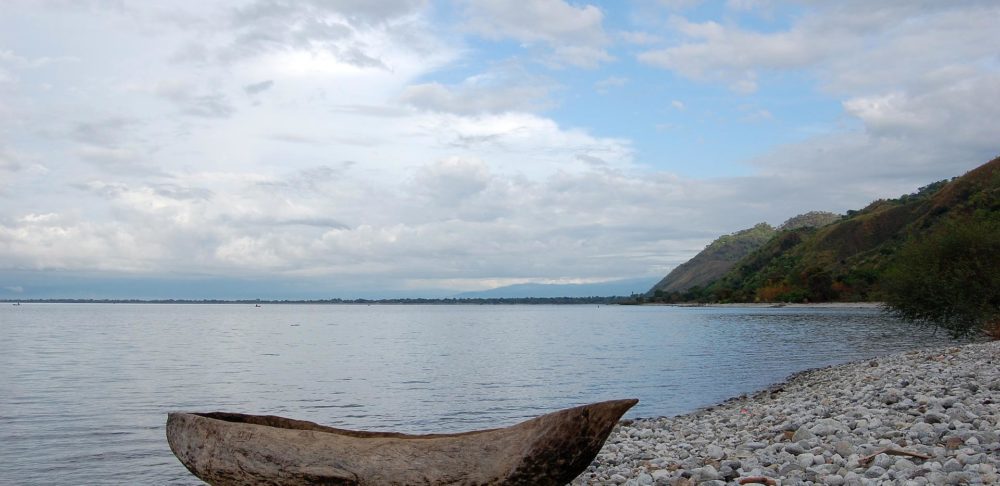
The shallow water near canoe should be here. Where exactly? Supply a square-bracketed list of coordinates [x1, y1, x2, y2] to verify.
[0, 304, 956, 484]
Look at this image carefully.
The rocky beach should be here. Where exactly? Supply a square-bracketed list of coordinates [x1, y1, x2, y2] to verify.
[573, 341, 999, 485]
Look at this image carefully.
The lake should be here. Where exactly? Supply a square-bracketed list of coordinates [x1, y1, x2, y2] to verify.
[0, 303, 954, 484]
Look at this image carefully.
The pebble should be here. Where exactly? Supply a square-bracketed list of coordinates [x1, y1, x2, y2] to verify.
[571, 341, 1000, 485]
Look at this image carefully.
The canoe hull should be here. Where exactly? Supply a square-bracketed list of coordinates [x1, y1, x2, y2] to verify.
[166, 399, 637, 485]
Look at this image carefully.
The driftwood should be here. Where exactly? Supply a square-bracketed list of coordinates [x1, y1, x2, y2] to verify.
[858, 447, 932, 466]
[166, 399, 637, 485]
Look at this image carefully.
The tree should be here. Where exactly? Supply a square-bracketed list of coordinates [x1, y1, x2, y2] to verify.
[882, 217, 1000, 338]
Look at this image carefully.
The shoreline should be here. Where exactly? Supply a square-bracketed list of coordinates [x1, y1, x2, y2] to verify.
[647, 302, 884, 309]
[574, 340, 999, 485]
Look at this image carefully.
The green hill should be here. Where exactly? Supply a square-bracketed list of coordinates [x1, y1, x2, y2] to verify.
[647, 212, 841, 297]
[649, 156, 1000, 303]
[646, 223, 776, 295]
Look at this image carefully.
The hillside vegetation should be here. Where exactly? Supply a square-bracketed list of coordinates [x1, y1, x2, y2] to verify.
[647, 212, 840, 298]
[647, 223, 776, 295]
[647, 156, 1000, 304]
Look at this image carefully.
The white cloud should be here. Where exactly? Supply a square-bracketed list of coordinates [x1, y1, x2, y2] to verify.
[726, 0, 771, 12]
[639, 3, 1000, 95]
[843, 73, 1000, 152]
[400, 67, 555, 115]
[638, 16, 825, 93]
[594, 76, 628, 93]
[0, 152, 814, 287]
[460, 0, 611, 68]
[243, 79, 274, 95]
[618, 31, 662, 45]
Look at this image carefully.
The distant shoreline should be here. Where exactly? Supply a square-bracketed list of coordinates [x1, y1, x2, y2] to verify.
[0, 297, 625, 305]
[656, 302, 883, 308]
[3, 298, 883, 307]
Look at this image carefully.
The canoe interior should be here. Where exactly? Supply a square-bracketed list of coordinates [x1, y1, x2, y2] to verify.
[193, 411, 499, 439]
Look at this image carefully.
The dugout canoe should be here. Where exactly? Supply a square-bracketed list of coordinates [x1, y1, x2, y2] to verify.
[166, 398, 637, 485]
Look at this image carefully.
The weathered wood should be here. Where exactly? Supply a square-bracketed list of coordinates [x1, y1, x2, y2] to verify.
[166, 399, 637, 485]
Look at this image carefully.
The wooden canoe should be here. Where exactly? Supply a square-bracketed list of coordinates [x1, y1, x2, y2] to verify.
[166, 398, 637, 485]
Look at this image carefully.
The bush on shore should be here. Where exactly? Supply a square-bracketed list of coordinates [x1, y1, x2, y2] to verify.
[882, 216, 1000, 338]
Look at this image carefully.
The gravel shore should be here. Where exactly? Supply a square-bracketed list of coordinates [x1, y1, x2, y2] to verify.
[573, 341, 999, 485]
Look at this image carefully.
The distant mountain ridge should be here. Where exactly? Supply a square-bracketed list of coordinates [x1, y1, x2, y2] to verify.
[647, 156, 1000, 303]
[455, 277, 659, 298]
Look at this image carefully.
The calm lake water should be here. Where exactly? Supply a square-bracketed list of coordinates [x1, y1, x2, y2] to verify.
[0, 303, 955, 484]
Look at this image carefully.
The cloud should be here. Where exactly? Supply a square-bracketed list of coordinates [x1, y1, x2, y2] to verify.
[460, 0, 611, 68]
[0, 48, 78, 70]
[594, 76, 628, 93]
[147, 80, 236, 118]
[400, 67, 555, 115]
[639, 3, 1000, 95]
[410, 157, 492, 208]
[726, 0, 771, 12]
[406, 111, 634, 177]
[243, 79, 274, 95]
[1, 145, 918, 289]
[619, 31, 662, 45]
[215, 0, 430, 68]
[72, 117, 140, 147]
[638, 16, 823, 93]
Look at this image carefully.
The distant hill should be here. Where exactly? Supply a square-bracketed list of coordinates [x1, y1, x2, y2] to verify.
[647, 212, 841, 296]
[651, 156, 1000, 303]
[646, 223, 776, 295]
[455, 277, 659, 298]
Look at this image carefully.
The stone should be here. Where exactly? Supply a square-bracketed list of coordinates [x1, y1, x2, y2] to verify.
[843, 471, 864, 486]
[882, 390, 902, 405]
[941, 458, 963, 473]
[779, 463, 805, 475]
[872, 453, 895, 469]
[834, 440, 854, 458]
[909, 422, 935, 439]
[784, 443, 805, 455]
[811, 418, 849, 436]
[864, 466, 886, 479]
[923, 412, 948, 424]
[706, 444, 725, 460]
[796, 453, 815, 468]
[945, 471, 973, 485]
[944, 436, 964, 449]
[823, 474, 845, 486]
[792, 425, 816, 442]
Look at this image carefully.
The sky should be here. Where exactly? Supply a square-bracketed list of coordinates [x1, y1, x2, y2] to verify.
[1, 0, 998, 299]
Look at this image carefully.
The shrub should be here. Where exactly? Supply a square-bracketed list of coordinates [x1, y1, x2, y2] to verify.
[882, 217, 1000, 338]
